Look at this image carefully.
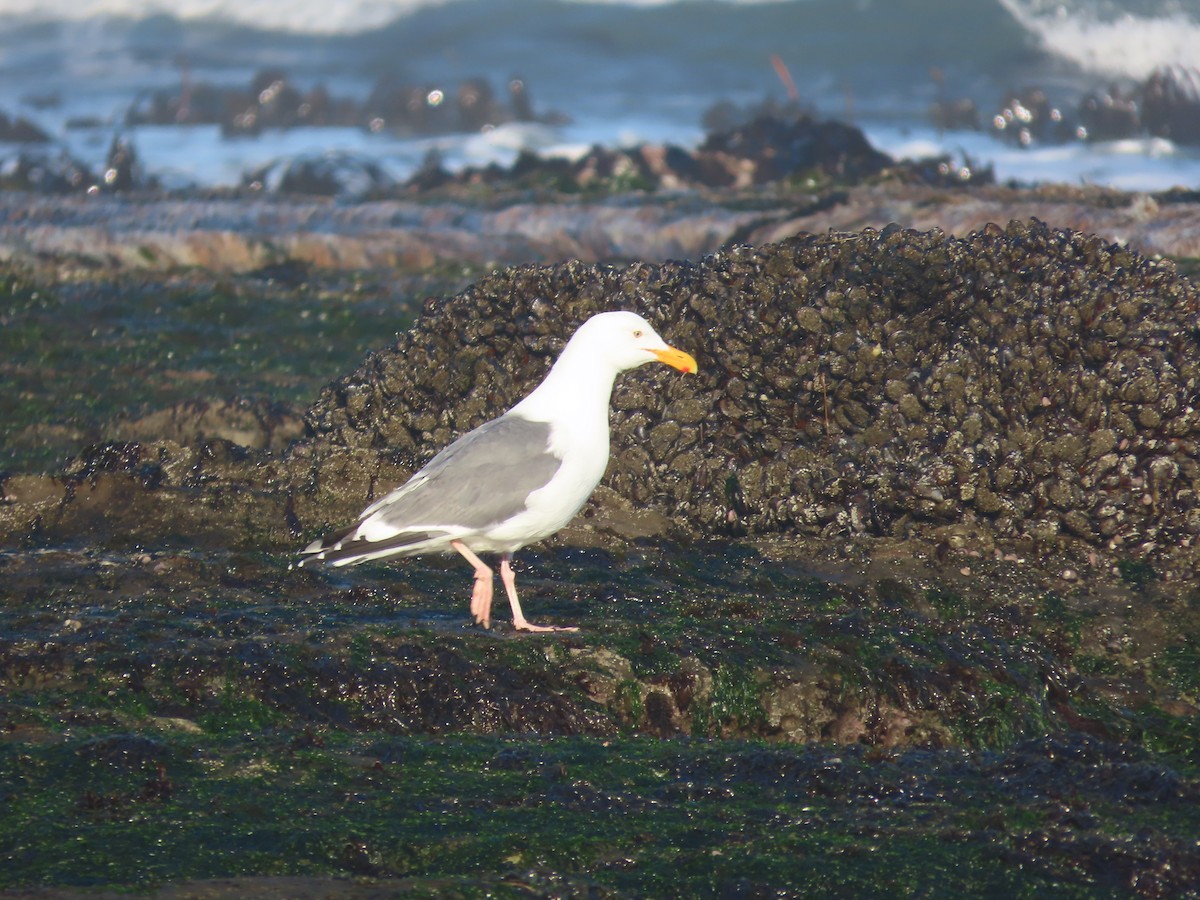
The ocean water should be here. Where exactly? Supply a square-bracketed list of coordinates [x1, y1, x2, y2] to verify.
[0, 0, 1199, 191]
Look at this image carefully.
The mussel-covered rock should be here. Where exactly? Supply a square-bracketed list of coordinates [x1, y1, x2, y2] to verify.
[8, 220, 1199, 578]
[303, 220, 1200, 572]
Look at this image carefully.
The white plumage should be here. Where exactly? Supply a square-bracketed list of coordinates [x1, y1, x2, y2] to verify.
[297, 310, 697, 632]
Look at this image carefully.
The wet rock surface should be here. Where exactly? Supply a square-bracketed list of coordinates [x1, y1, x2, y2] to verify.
[0, 261, 470, 472]
[122, 69, 561, 138]
[4, 182, 1200, 278]
[3, 201, 1200, 893]
[300, 219, 1200, 577]
[930, 64, 1200, 148]
[1, 539, 1198, 894]
[413, 114, 928, 195]
[0, 191, 768, 272]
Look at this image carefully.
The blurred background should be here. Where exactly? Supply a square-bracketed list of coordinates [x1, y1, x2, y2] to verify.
[1, 0, 1199, 191]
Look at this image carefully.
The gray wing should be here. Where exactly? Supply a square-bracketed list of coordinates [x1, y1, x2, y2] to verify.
[365, 413, 562, 533]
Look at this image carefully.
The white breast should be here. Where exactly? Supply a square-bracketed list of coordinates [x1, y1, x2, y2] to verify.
[477, 412, 610, 552]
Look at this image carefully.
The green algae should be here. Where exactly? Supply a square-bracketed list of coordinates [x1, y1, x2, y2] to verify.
[1036, 593, 1086, 650]
[707, 664, 766, 735]
[1116, 558, 1158, 588]
[2, 727, 1191, 896]
[2, 541, 1198, 894]
[5, 542, 1196, 755]
[1153, 637, 1200, 701]
[0, 262, 476, 473]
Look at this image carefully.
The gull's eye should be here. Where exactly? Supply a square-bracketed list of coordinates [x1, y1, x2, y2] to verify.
[633, 329, 643, 338]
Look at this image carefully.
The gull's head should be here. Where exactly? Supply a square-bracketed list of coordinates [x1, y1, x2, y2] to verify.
[570, 310, 698, 375]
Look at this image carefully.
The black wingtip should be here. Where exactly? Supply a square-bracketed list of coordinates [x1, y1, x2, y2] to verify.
[293, 520, 362, 568]
[315, 530, 445, 567]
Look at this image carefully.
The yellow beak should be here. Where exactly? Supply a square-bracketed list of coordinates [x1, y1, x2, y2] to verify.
[651, 346, 699, 374]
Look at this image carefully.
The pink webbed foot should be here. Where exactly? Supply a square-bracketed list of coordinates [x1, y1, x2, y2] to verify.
[511, 619, 579, 634]
[470, 571, 494, 628]
[452, 540, 495, 628]
[501, 554, 579, 634]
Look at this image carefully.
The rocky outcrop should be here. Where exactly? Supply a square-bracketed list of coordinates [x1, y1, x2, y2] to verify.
[4, 220, 1199, 579]
[303, 219, 1200, 572]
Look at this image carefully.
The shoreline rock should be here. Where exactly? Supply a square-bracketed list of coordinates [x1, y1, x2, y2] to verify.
[301, 220, 1200, 576]
[4, 219, 1199, 583]
[1, 184, 1198, 279]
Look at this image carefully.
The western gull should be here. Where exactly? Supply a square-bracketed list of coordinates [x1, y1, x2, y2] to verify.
[296, 310, 698, 632]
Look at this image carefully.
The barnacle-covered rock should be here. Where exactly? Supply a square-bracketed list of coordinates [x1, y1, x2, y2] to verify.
[300, 219, 1200, 573]
[8, 219, 1198, 576]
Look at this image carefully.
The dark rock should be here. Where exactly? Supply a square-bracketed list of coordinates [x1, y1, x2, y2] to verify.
[244, 151, 395, 199]
[0, 149, 93, 193]
[124, 67, 559, 138]
[406, 114, 899, 193]
[0, 135, 153, 194]
[699, 114, 893, 183]
[6, 220, 1200, 582]
[1141, 65, 1200, 145]
[0, 110, 51, 143]
[1078, 86, 1141, 142]
[298, 220, 1200, 575]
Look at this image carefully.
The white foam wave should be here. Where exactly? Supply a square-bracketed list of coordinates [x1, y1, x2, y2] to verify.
[998, 0, 1200, 81]
[0, 0, 447, 33]
[0, 0, 778, 35]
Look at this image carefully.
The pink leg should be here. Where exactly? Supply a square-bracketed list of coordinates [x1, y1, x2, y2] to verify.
[500, 553, 579, 633]
[451, 540, 494, 628]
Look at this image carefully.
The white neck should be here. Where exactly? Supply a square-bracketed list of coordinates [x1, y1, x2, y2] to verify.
[508, 339, 619, 425]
